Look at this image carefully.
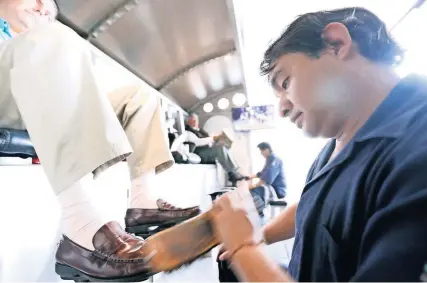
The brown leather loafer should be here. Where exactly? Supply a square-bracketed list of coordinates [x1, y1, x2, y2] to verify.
[55, 222, 155, 282]
[125, 199, 201, 237]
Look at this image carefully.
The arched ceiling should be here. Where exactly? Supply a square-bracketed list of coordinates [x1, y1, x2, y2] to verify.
[56, 0, 244, 111]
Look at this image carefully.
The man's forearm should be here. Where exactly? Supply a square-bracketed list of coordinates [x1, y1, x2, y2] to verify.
[263, 202, 298, 244]
[231, 246, 294, 282]
[193, 136, 214, 147]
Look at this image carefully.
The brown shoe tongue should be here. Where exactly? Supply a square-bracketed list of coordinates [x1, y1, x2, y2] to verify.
[92, 221, 129, 252]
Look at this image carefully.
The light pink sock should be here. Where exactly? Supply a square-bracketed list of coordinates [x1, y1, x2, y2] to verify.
[57, 175, 106, 250]
[129, 169, 158, 209]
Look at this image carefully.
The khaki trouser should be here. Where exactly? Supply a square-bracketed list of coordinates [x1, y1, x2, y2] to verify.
[0, 22, 173, 194]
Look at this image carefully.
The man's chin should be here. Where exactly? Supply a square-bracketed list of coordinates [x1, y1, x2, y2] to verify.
[302, 129, 317, 138]
[301, 125, 321, 139]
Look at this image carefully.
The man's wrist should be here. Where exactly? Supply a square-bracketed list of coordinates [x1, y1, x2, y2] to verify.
[229, 243, 258, 261]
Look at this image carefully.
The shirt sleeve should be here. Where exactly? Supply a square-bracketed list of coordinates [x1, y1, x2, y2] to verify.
[350, 146, 427, 282]
[185, 131, 214, 147]
[259, 158, 280, 185]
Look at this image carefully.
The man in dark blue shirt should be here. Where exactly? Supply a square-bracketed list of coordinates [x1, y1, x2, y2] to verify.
[214, 6, 427, 282]
[247, 142, 286, 214]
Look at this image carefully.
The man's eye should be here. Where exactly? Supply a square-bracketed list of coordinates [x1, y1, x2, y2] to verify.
[281, 77, 290, 90]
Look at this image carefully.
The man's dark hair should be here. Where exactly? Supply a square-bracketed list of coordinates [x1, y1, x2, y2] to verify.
[257, 142, 272, 152]
[260, 7, 404, 76]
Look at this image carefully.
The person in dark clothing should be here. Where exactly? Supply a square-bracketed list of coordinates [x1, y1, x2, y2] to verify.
[213, 6, 427, 282]
[185, 113, 245, 184]
[246, 142, 286, 216]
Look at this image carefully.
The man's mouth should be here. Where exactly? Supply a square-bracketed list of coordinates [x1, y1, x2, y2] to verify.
[280, 108, 303, 126]
[290, 112, 302, 123]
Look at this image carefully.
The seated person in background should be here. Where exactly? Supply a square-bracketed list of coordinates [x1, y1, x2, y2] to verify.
[246, 142, 286, 215]
[185, 113, 245, 185]
[0, 0, 198, 281]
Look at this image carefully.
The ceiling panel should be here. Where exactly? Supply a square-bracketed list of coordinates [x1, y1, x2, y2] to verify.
[91, 0, 235, 87]
[161, 52, 244, 110]
[56, 0, 128, 32]
[57, 0, 242, 110]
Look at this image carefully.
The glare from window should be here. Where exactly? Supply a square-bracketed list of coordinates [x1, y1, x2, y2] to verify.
[218, 98, 230, 110]
[203, 102, 214, 113]
[232, 92, 247, 106]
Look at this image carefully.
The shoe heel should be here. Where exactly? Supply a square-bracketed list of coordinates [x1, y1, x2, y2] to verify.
[126, 222, 175, 237]
[55, 263, 90, 282]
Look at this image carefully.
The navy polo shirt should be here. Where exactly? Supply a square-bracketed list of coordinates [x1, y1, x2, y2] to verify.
[288, 75, 427, 281]
[258, 154, 286, 198]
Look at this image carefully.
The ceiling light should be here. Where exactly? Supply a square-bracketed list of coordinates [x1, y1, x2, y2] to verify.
[203, 103, 214, 113]
[218, 98, 230, 110]
[232, 92, 247, 106]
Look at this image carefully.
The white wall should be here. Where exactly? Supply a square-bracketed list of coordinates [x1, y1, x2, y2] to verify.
[393, 4, 427, 77]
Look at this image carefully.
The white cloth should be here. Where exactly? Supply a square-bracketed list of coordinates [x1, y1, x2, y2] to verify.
[233, 182, 263, 244]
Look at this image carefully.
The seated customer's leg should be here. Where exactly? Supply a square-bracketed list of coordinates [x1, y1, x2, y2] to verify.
[9, 22, 132, 192]
[250, 186, 266, 216]
[194, 146, 217, 164]
[210, 144, 246, 185]
[6, 23, 157, 281]
[108, 86, 200, 237]
[211, 143, 238, 173]
[108, 86, 174, 208]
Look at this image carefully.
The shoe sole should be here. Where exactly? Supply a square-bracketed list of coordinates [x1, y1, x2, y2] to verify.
[125, 215, 193, 238]
[141, 209, 220, 272]
[55, 263, 156, 282]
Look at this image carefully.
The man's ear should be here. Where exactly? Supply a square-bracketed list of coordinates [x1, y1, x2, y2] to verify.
[321, 22, 354, 60]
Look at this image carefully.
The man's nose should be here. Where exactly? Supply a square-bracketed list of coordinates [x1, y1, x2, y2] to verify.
[34, 0, 51, 16]
[279, 96, 293, 117]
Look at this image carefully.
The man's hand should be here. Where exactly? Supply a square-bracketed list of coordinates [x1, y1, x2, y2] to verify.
[246, 174, 258, 180]
[213, 134, 227, 146]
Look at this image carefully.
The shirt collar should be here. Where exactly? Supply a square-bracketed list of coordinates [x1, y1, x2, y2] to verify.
[267, 153, 276, 162]
[0, 18, 12, 39]
[354, 74, 427, 142]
